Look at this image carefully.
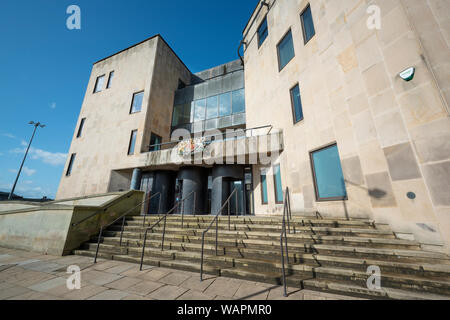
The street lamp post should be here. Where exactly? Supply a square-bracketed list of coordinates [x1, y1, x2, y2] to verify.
[8, 121, 46, 200]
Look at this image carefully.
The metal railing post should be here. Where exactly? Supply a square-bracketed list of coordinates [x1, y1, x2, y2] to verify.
[119, 216, 126, 246]
[235, 191, 238, 217]
[200, 232, 205, 281]
[228, 201, 231, 231]
[215, 218, 218, 256]
[94, 227, 103, 264]
[193, 191, 196, 215]
[280, 232, 288, 297]
[140, 230, 148, 271]
[161, 215, 167, 251]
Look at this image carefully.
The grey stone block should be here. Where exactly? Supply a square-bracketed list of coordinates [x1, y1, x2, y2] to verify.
[365, 172, 397, 208]
[422, 161, 450, 206]
[341, 156, 365, 186]
[383, 142, 421, 181]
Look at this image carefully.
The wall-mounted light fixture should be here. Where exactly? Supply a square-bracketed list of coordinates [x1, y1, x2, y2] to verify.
[399, 67, 416, 82]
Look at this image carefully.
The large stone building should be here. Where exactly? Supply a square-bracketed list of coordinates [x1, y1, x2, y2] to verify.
[57, 0, 450, 253]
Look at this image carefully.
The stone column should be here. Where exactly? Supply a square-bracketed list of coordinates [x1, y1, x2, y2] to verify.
[130, 168, 142, 191]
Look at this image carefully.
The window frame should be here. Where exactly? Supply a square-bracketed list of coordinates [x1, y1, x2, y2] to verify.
[66, 153, 76, 177]
[272, 164, 284, 204]
[300, 4, 316, 45]
[276, 28, 295, 72]
[93, 75, 105, 93]
[290, 83, 304, 124]
[149, 132, 162, 152]
[309, 143, 348, 202]
[130, 91, 144, 114]
[106, 71, 114, 89]
[76, 118, 86, 138]
[128, 130, 138, 155]
[260, 170, 269, 205]
[257, 15, 269, 48]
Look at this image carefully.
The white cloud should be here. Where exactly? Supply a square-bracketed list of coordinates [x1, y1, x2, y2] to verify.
[1, 133, 16, 139]
[10, 146, 67, 166]
[50, 102, 56, 109]
[23, 167, 36, 176]
[8, 169, 17, 174]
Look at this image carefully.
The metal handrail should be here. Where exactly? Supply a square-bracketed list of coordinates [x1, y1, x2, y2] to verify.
[147, 124, 274, 151]
[92, 192, 152, 263]
[139, 190, 196, 271]
[181, 191, 196, 229]
[200, 188, 238, 281]
[142, 192, 162, 227]
[280, 187, 292, 297]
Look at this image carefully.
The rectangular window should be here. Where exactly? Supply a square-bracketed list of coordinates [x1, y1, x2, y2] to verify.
[218, 92, 232, 117]
[290, 84, 304, 123]
[260, 170, 268, 205]
[257, 16, 269, 48]
[310, 144, 347, 201]
[206, 96, 218, 119]
[66, 154, 76, 176]
[300, 4, 316, 44]
[194, 99, 206, 122]
[273, 164, 284, 204]
[130, 92, 144, 114]
[128, 130, 138, 155]
[76, 118, 86, 138]
[277, 30, 295, 71]
[106, 71, 114, 89]
[232, 89, 245, 114]
[149, 133, 162, 152]
[93, 75, 105, 93]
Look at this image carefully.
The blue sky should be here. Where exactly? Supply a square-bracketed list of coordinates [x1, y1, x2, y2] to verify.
[0, 0, 257, 199]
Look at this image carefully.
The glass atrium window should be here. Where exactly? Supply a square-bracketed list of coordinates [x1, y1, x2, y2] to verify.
[232, 89, 245, 114]
[277, 30, 295, 71]
[172, 105, 183, 126]
[260, 170, 268, 204]
[106, 71, 114, 89]
[273, 165, 283, 204]
[66, 154, 76, 176]
[130, 92, 144, 114]
[76, 118, 86, 138]
[290, 84, 304, 123]
[300, 4, 316, 44]
[128, 130, 138, 155]
[149, 133, 162, 152]
[93, 75, 105, 93]
[194, 99, 206, 122]
[206, 96, 218, 119]
[257, 16, 269, 48]
[310, 144, 347, 201]
[218, 92, 232, 117]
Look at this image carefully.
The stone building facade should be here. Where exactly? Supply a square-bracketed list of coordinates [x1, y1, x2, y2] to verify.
[57, 0, 450, 252]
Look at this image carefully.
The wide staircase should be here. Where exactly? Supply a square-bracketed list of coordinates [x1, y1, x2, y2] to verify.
[74, 213, 450, 300]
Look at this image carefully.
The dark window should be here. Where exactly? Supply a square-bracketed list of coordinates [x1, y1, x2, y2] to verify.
[277, 30, 295, 71]
[130, 92, 144, 114]
[93, 75, 105, 93]
[310, 144, 347, 201]
[300, 4, 316, 44]
[178, 79, 186, 89]
[106, 71, 114, 89]
[149, 133, 162, 152]
[273, 164, 283, 204]
[66, 154, 76, 176]
[76, 118, 86, 138]
[290, 84, 304, 123]
[257, 16, 269, 48]
[232, 89, 245, 114]
[128, 130, 138, 155]
[260, 170, 268, 205]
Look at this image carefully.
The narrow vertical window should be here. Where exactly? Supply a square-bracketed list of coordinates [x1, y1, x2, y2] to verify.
[76, 118, 86, 138]
[66, 154, 76, 176]
[232, 89, 246, 114]
[206, 96, 219, 119]
[106, 71, 114, 89]
[290, 84, 304, 123]
[130, 91, 144, 114]
[273, 164, 283, 204]
[149, 133, 162, 152]
[277, 30, 295, 71]
[93, 75, 105, 93]
[310, 144, 347, 201]
[128, 130, 138, 155]
[260, 169, 268, 205]
[257, 16, 269, 48]
[300, 4, 316, 44]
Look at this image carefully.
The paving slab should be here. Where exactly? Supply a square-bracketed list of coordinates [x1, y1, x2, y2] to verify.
[179, 275, 217, 292]
[267, 287, 305, 300]
[104, 263, 136, 274]
[147, 285, 189, 300]
[105, 277, 142, 290]
[81, 270, 124, 286]
[0, 286, 30, 299]
[125, 280, 165, 296]
[177, 289, 215, 300]
[140, 268, 172, 281]
[233, 283, 272, 300]
[204, 278, 242, 298]
[22, 261, 65, 273]
[159, 272, 191, 286]
[88, 289, 130, 300]
[62, 285, 109, 300]
[28, 277, 67, 292]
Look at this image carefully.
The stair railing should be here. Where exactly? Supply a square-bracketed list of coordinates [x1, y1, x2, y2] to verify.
[142, 192, 162, 227]
[89, 192, 153, 264]
[139, 190, 196, 271]
[200, 188, 238, 282]
[181, 191, 196, 229]
[280, 187, 292, 297]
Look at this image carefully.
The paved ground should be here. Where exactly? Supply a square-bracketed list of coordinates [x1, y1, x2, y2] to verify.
[0, 247, 359, 300]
